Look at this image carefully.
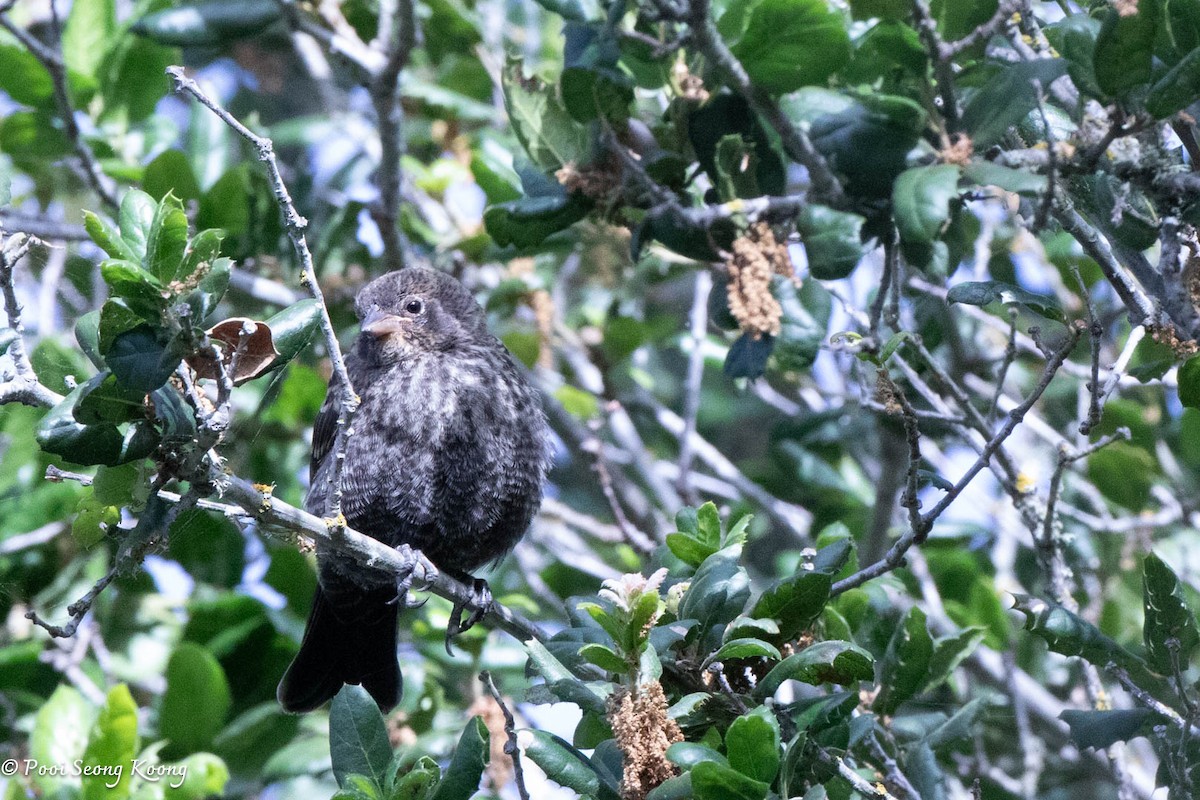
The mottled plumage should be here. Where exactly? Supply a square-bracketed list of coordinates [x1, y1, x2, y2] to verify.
[277, 268, 550, 713]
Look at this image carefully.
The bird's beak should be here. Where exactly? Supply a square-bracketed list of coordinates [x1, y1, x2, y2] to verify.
[361, 309, 405, 338]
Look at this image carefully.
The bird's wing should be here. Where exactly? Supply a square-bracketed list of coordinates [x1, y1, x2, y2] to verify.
[310, 352, 360, 482]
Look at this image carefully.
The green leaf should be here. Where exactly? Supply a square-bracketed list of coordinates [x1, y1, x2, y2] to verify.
[98, 300, 145, 355]
[100, 260, 165, 320]
[81, 684, 138, 800]
[1148, 47, 1200, 118]
[160, 642, 232, 759]
[1013, 595, 1161, 687]
[1, 110, 71, 157]
[1143, 552, 1200, 673]
[1060, 708, 1155, 750]
[667, 741, 729, 769]
[690, 760, 770, 800]
[752, 571, 832, 641]
[725, 707, 781, 784]
[162, 752, 231, 800]
[797, 205, 865, 279]
[1094, 0, 1161, 97]
[63, 0, 116, 80]
[961, 161, 1048, 196]
[874, 607, 934, 715]
[0, 44, 55, 107]
[704, 638, 782, 668]
[755, 640, 875, 697]
[106, 325, 179, 393]
[849, 0, 909, 20]
[430, 716, 489, 800]
[679, 550, 752, 649]
[265, 299, 322, 367]
[1049, 14, 1103, 98]
[730, 0, 851, 94]
[1087, 442, 1155, 510]
[146, 192, 190, 283]
[959, 59, 1068, 148]
[72, 495, 120, 548]
[923, 696, 988, 750]
[580, 643, 629, 673]
[178, 228, 224, 282]
[29, 685, 97, 794]
[892, 164, 961, 246]
[666, 531, 717, 568]
[714, 134, 761, 200]
[522, 730, 606, 798]
[84, 210, 138, 261]
[76, 310, 104, 369]
[119, 189, 158, 262]
[131, 0, 283, 46]
[144, 149, 202, 202]
[484, 193, 591, 248]
[501, 57, 589, 171]
[74, 371, 148, 425]
[925, 626, 986, 691]
[946, 280, 1062, 320]
[328, 686, 392, 792]
[186, 256, 232, 322]
[35, 385, 159, 466]
[786, 89, 925, 199]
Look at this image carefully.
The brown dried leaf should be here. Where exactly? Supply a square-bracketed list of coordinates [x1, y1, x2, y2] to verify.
[186, 317, 279, 385]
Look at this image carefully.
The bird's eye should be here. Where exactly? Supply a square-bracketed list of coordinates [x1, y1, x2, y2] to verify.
[404, 298, 424, 315]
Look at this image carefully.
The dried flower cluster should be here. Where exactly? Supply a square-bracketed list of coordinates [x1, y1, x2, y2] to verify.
[672, 61, 710, 103]
[726, 222, 794, 339]
[938, 133, 974, 166]
[607, 680, 684, 800]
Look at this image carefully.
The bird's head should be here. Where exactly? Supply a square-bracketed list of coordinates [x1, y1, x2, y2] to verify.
[353, 268, 487, 364]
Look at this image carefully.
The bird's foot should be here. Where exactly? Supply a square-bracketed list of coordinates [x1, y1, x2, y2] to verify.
[444, 578, 492, 656]
[388, 544, 438, 608]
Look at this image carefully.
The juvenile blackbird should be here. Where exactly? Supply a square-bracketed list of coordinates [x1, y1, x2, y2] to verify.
[277, 268, 551, 713]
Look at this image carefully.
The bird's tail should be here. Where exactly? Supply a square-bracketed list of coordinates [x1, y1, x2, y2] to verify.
[277, 585, 401, 713]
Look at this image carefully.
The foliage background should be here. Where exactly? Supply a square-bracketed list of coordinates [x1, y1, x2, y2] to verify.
[1, 0, 1200, 798]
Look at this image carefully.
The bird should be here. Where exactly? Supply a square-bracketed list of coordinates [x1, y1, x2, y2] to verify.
[277, 267, 551, 713]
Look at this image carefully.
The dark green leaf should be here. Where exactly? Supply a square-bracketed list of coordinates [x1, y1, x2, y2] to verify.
[730, 0, 851, 94]
[960, 59, 1067, 148]
[522, 730, 604, 798]
[74, 371, 147, 425]
[100, 260, 166, 320]
[1049, 14, 1103, 99]
[430, 716, 489, 800]
[946, 280, 1062, 320]
[186, 256, 232, 322]
[798, 205, 865, 279]
[961, 161, 1047, 196]
[892, 164, 961, 246]
[690, 760, 770, 800]
[874, 607, 934, 715]
[580, 643, 628, 673]
[1087, 442, 1155, 511]
[144, 149, 202, 202]
[925, 627, 986, 691]
[265, 299, 322, 367]
[667, 741, 728, 769]
[35, 385, 158, 466]
[484, 193, 591, 248]
[160, 642, 232, 759]
[752, 571, 832, 641]
[679, 550, 752, 649]
[502, 56, 589, 171]
[1142, 552, 1200, 673]
[1060, 708, 1155, 749]
[714, 134, 761, 200]
[1094, 0, 1160, 97]
[132, 0, 283, 46]
[106, 325, 179, 393]
[329, 685, 392, 790]
[755, 640, 875, 697]
[704, 638, 782, 668]
[1148, 47, 1200, 118]
[75, 311, 104, 369]
[725, 707, 781, 784]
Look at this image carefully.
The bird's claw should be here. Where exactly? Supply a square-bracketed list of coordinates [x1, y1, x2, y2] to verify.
[444, 578, 492, 656]
[388, 544, 438, 607]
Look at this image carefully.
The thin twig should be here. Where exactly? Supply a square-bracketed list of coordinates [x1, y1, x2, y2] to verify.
[480, 671, 531, 800]
[25, 568, 117, 638]
[369, 0, 417, 271]
[166, 66, 361, 528]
